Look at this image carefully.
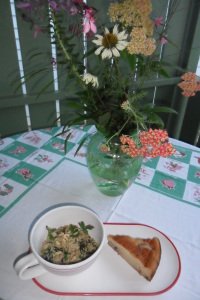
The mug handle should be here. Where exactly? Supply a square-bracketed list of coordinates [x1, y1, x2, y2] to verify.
[14, 253, 47, 280]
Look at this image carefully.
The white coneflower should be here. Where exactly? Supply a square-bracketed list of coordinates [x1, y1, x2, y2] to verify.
[81, 73, 99, 87]
[92, 25, 128, 59]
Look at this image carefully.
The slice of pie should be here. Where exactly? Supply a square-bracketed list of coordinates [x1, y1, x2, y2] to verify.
[107, 235, 161, 281]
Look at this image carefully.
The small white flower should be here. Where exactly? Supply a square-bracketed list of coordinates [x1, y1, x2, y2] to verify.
[92, 25, 128, 60]
[81, 73, 99, 87]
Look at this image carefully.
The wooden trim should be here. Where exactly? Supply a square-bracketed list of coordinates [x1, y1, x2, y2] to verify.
[0, 77, 180, 109]
[0, 91, 77, 108]
[141, 77, 180, 88]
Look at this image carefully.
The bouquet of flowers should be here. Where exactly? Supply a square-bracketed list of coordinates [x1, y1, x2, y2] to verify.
[16, 0, 200, 158]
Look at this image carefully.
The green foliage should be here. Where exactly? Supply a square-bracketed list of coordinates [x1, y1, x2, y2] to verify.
[78, 221, 94, 234]
[15, 0, 180, 144]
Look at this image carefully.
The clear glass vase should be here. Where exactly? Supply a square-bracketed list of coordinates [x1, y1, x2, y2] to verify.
[86, 131, 142, 197]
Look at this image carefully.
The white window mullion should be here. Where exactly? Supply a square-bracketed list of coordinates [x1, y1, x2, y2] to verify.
[196, 56, 200, 76]
[9, 0, 31, 131]
[83, 0, 88, 121]
[152, 0, 172, 105]
[49, 7, 61, 127]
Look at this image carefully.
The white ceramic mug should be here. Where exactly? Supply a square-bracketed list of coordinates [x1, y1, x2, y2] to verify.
[14, 204, 105, 280]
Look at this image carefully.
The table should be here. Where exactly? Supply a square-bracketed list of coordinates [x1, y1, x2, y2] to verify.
[0, 126, 200, 300]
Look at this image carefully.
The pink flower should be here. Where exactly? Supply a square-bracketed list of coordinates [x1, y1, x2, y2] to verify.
[73, 0, 84, 4]
[49, 1, 59, 11]
[83, 8, 96, 34]
[160, 36, 168, 45]
[154, 16, 164, 27]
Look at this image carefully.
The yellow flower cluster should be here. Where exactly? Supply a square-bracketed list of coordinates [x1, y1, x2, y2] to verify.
[127, 27, 156, 56]
[108, 0, 152, 28]
[108, 0, 156, 56]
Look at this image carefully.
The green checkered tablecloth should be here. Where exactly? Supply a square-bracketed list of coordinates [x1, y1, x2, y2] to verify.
[0, 126, 200, 217]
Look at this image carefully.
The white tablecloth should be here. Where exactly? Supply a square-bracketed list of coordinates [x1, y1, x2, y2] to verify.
[0, 135, 200, 300]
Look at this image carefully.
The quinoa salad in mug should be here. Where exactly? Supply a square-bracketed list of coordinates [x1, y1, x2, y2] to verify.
[40, 222, 99, 265]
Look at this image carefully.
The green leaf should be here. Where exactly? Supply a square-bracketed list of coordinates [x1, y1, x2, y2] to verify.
[35, 79, 57, 101]
[78, 221, 94, 234]
[121, 51, 136, 70]
[147, 113, 165, 128]
[54, 128, 70, 138]
[69, 224, 79, 237]
[13, 67, 50, 93]
[46, 226, 56, 240]
[64, 131, 73, 153]
[158, 68, 170, 78]
[98, 112, 111, 127]
[74, 134, 90, 156]
[63, 251, 68, 261]
[152, 106, 177, 114]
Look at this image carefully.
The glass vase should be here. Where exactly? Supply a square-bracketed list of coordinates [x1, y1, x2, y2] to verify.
[86, 131, 142, 197]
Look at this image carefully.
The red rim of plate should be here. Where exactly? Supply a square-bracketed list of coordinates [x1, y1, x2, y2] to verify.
[32, 222, 181, 296]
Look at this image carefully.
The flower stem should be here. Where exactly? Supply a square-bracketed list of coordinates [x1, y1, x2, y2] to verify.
[50, 10, 85, 88]
[106, 116, 131, 145]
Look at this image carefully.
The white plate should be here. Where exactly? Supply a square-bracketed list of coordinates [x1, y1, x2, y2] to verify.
[33, 223, 181, 296]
